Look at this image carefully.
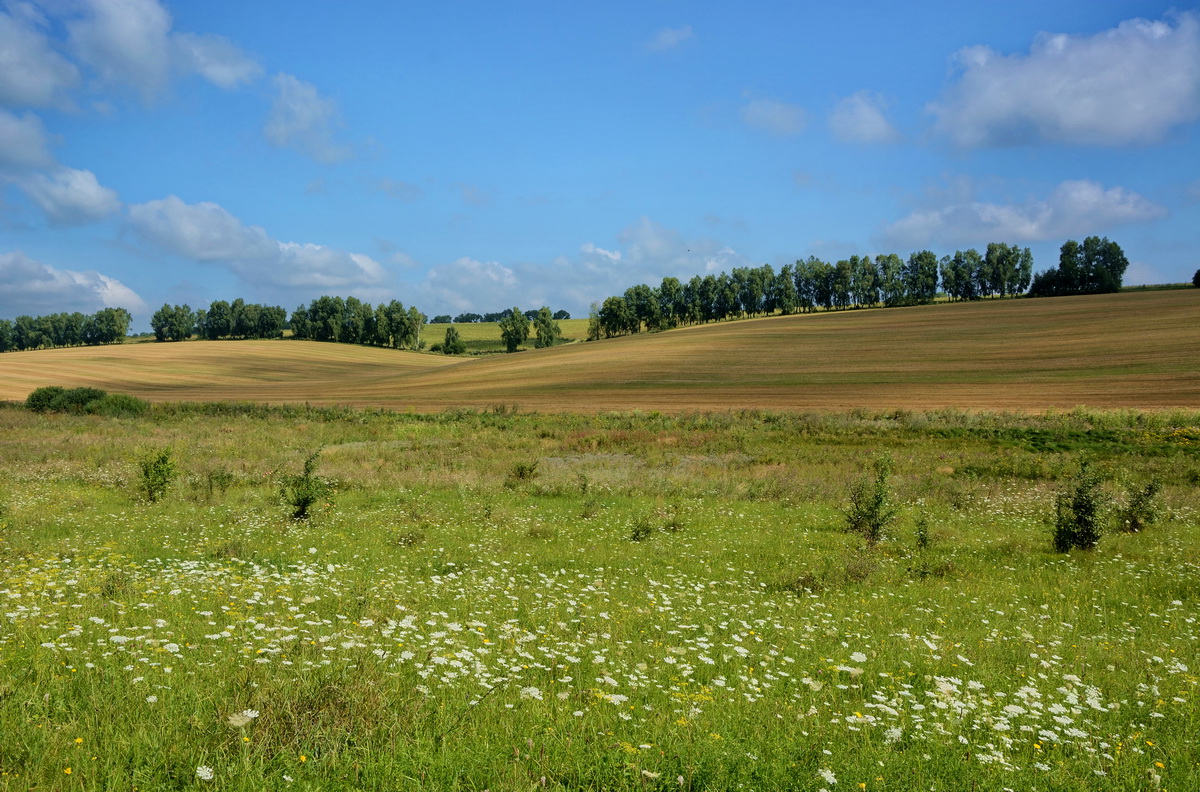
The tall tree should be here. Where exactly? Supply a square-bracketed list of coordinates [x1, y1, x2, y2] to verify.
[498, 306, 530, 352]
[903, 250, 939, 304]
[532, 306, 562, 348]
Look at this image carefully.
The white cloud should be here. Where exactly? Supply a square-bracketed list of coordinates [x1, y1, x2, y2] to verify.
[881, 179, 1167, 247]
[0, 250, 145, 316]
[412, 217, 753, 317]
[264, 73, 353, 163]
[829, 91, 899, 144]
[127, 195, 386, 293]
[0, 6, 80, 106]
[741, 97, 806, 136]
[418, 257, 521, 313]
[127, 195, 275, 260]
[18, 167, 121, 225]
[60, 0, 260, 100]
[648, 25, 693, 52]
[67, 0, 173, 100]
[172, 32, 262, 89]
[930, 12, 1200, 147]
[0, 110, 54, 171]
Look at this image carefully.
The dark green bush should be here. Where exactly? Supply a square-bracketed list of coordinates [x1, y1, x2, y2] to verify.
[281, 451, 331, 520]
[25, 386, 67, 412]
[52, 387, 108, 413]
[1052, 460, 1105, 552]
[87, 393, 150, 417]
[845, 454, 896, 548]
[139, 448, 178, 503]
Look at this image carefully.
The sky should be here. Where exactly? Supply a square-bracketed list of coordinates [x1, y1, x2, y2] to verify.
[1, 0, 1198, 328]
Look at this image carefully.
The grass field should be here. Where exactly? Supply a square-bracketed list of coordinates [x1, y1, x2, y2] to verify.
[1, 404, 1198, 790]
[425, 319, 590, 354]
[2, 290, 1198, 412]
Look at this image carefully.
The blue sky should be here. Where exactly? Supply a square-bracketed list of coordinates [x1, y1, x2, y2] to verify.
[1, 0, 1197, 327]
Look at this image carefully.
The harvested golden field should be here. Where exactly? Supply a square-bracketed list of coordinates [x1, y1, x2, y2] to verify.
[2, 289, 1197, 411]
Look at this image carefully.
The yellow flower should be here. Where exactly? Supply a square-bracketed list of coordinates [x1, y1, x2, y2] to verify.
[299, 755, 307, 763]
[64, 768, 72, 774]
[74, 737, 83, 744]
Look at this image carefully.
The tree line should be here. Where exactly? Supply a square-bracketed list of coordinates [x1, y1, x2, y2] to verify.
[289, 296, 425, 349]
[586, 239, 1126, 339]
[434, 308, 571, 324]
[0, 308, 131, 353]
[150, 299, 288, 341]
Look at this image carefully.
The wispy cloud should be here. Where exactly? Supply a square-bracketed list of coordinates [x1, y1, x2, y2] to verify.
[741, 97, 806, 136]
[647, 25, 693, 52]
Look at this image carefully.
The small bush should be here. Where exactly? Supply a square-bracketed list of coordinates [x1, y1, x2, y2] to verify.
[206, 467, 235, 500]
[139, 448, 177, 503]
[504, 460, 539, 489]
[25, 386, 66, 413]
[1052, 460, 1105, 552]
[1118, 480, 1161, 533]
[281, 451, 331, 520]
[845, 454, 896, 548]
[629, 516, 656, 542]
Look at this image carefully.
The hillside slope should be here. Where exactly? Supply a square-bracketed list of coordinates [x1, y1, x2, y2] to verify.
[1, 289, 1197, 411]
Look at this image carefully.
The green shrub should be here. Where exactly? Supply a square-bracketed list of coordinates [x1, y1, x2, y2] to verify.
[1118, 480, 1161, 533]
[139, 448, 177, 503]
[87, 393, 149, 417]
[845, 454, 896, 548]
[53, 387, 108, 413]
[1052, 460, 1105, 552]
[25, 386, 67, 412]
[281, 451, 331, 520]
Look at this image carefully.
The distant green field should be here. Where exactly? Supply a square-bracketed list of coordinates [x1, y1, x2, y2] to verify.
[425, 318, 590, 353]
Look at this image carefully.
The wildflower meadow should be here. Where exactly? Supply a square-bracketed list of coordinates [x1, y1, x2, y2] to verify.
[1, 403, 1197, 790]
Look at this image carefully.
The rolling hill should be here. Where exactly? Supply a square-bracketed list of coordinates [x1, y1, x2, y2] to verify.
[2, 289, 1197, 412]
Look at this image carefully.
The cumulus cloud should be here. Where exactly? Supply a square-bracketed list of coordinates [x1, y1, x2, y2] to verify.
[418, 257, 521, 313]
[930, 12, 1200, 147]
[127, 195, 275, 260]
[67, 0, 173, 100]
[0, 250, 145, 316]
[264, 73, 353, 163]
[647, 25, 693, 52]
[0, 110, 55, 171]
[127, 195, 386, 293]
[412, 217, 753, 317]
[829, 91, 899, 144]
[60, 0, 260, 100]
[881, 179, 1167, 247]
[18, 167, 122, 226]
[741, 97, 807, 136]
[0, 6, 80, 107]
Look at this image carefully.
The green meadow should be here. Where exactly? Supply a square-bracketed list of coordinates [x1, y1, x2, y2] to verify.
[1, 403, 1198, 790]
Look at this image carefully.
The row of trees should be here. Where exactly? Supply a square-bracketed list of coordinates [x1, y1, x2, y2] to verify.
[438, 309, 571, 324]
[587, 244, 1034, 339]
[0, 308, 132, 353]
[150, 299, 288, 342]
[289, 296, 425, 350]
